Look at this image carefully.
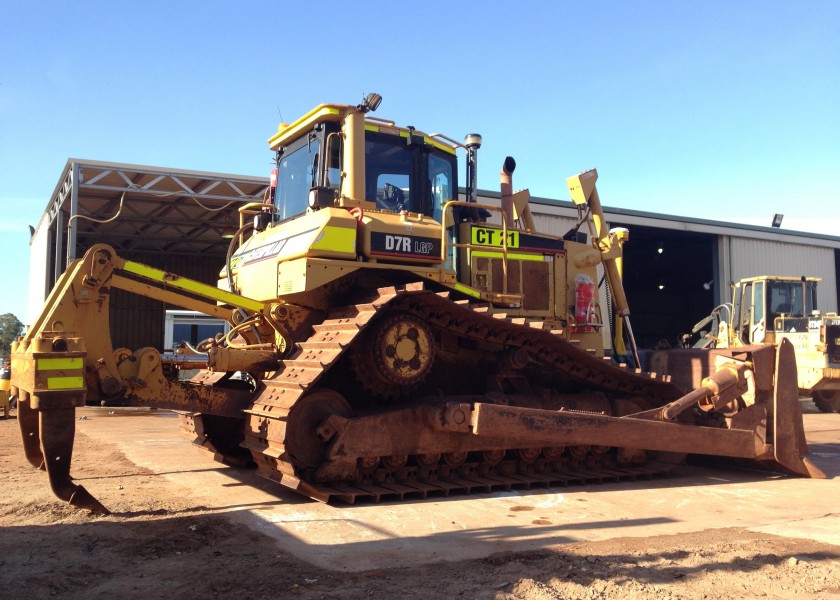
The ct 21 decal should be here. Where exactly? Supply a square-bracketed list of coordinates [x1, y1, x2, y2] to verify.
[370, 232, 441, 260]
[470, 226, 565, 252]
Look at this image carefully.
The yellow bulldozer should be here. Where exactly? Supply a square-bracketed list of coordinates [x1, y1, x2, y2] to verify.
[11, 94, 824, 514]
[689, 275, 840, 412]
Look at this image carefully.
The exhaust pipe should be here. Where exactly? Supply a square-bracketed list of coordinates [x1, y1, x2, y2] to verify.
[500, 156, 516, 227]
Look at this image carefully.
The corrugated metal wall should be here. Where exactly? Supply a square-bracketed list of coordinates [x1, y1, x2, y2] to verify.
[725, 237, 838, 313]
[476, 195, 579, 237]
[530, 213, 578, 237]
[27, 219, 50, 324]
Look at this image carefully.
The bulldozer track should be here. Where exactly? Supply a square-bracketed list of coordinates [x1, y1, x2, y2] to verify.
[207, 283, 687, 504]
[279, 459, 681, 504]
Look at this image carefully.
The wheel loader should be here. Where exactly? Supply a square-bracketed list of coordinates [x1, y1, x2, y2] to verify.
[687, 275, 840, 413]
[11, 94, 824, 514]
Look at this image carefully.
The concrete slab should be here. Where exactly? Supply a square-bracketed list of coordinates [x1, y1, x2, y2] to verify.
[75, 404, 840, 571]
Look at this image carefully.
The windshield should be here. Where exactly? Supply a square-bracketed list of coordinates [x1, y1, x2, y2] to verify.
[366, 135, 415, 213]
[364, 132, 456, 218]
[767, 280, 816, 319]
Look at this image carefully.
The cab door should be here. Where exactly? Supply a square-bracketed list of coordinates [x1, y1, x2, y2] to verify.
[740, 281, 767, 344]
[734, 281, 767, 345]
[749, 280, 766, 344]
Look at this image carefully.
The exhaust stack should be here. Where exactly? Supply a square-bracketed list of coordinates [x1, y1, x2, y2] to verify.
[500, 156, 516, 227]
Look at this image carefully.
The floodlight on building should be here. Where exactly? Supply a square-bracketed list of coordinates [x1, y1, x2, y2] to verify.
[771, 214, 784, 228]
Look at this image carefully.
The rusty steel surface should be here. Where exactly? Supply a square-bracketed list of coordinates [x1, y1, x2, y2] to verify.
[17, 396, 110, 514]
[193, 283, 817, 505]
[14, 279, 822, 513]
[771, 339, 825, 477]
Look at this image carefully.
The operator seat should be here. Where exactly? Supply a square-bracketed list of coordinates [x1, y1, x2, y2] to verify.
[378, 183, 407, 212]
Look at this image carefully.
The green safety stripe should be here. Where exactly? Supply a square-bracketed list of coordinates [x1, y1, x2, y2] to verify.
[310, 225, 357, 253]
[47, 376, 85, 390]
[453, 283, 481, 298]
[377, 128, 456, 154]
[424, 137, 457, 155]
[37, 357, 83, 370]
[122, 261, 264, 312]
[471, 250, 544, 262]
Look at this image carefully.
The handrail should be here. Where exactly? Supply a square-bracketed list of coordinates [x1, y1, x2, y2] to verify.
[440, 200, 513, 295]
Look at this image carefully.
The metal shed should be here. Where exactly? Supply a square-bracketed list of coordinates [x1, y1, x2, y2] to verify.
[476, 189, 840, 347]
[28, 159, 270, 350]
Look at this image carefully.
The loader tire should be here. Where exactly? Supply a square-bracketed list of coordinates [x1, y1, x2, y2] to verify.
[812, 390, 839, 413]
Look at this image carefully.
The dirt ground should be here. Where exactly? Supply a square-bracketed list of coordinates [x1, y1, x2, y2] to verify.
[1, 409, 839, 600]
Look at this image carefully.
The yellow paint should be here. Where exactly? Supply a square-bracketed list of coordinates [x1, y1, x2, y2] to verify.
[268, 105, 342, 149]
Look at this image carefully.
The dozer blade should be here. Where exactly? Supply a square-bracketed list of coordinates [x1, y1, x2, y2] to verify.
[38, 407, 110, 515]
[462, 340, 826, 480]
[770, 338, 825, 478]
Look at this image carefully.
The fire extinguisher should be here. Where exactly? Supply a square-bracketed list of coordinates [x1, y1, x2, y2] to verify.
[574, 274, 596, 332]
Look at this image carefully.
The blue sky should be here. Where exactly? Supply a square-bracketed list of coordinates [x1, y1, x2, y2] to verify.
[1, 1, 838, 322]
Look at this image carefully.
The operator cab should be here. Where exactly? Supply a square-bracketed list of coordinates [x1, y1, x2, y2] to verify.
[271, 120, 457, 223]
[732, 276, 818, 344]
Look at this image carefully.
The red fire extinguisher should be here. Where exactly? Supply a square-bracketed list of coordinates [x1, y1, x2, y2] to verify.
[574, 274, 596, 332]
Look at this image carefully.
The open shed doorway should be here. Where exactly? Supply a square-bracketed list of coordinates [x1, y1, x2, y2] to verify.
[613, 224, 718, 349]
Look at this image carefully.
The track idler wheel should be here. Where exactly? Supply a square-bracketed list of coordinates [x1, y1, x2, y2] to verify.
[285, 389, 353, 470]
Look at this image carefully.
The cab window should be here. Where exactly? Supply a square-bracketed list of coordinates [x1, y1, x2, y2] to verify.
[429, 153, 453, 222]
[366, 134, 415, 213]
[275, 133, 320, 221]
[364, 131, 457, 219]
[739, 282, 752, 343]
[746, 281, 766, 344]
